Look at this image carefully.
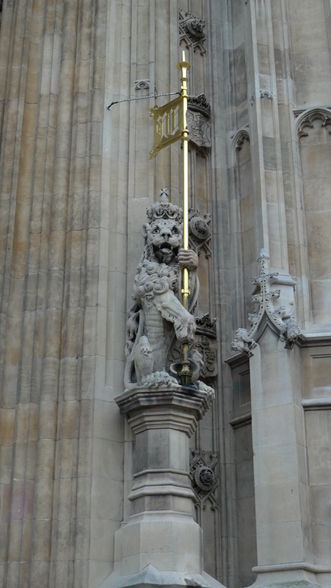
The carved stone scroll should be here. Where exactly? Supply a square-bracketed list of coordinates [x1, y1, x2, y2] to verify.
[259, 89, 273, 100]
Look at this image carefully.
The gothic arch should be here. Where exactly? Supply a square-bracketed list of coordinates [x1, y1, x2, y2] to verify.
[296, 106, 331, 139]
[232, 126, 250, 151]
[295, 105, 331, 325]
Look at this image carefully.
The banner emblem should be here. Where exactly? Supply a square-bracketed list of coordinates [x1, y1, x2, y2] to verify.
[149, 95, 183, 159]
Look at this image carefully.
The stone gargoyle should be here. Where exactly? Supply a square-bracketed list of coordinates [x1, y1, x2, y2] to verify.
[124, 190, 212, 392]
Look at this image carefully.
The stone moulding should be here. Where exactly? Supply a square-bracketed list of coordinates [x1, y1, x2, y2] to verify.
[295, 106, 331, 138]
[252, 561, 331, 575]
[232, 250, 301, 355]
[115, 383, 214, 436]
[106, 564, 224, 588]
[302, 398, 331, 410]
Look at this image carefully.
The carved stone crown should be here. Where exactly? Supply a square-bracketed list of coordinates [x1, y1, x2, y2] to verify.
[146, 188, 183, 223]
[188, 94, 211, 119]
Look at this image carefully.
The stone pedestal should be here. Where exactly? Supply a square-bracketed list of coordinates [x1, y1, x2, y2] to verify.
[100, 383, 224, 588]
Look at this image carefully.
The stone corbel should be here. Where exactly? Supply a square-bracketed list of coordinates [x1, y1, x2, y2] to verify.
[259, 89, 273, 100]
[232, 250, 301, 355]
[179, 10, 206, 55]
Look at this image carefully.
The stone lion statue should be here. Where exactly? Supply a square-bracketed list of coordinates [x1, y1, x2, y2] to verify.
[124, 191, 199, 389]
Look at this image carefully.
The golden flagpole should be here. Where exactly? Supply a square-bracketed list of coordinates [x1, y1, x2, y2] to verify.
[177, 50, 192, 386]
[149, 49, 193, 385]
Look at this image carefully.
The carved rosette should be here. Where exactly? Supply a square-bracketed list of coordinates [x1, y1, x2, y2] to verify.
[190, 450, 218, 510]
[189, 209, 212, 257]
[179, 10, 206, 55]
[232, 250, 301, 354]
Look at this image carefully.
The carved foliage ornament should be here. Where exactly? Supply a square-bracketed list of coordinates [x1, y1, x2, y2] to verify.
[259, 89, 273, 100]
[188, 94, 211, 118]
[179, 10, 206, 55]
[134, 79, 150, 91]
[232, 250, 301, 354]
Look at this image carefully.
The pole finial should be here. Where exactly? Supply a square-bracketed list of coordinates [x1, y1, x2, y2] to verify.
[177, 51, 191, 73]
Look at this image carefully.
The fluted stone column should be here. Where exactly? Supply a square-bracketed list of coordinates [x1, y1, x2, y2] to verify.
[100, 383, 224, 588]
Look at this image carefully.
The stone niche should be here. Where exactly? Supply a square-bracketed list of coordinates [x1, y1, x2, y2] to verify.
[298, 108, 331, 326]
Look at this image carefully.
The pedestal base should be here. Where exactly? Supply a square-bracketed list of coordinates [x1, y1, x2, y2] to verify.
[248, 565, 331, 588]
[113, 512, 202, 576]
[100, 564, 224, 588]
[99, 510, 225, 588]
[99, 383, 224, 588]
[248, 581, 321, 588]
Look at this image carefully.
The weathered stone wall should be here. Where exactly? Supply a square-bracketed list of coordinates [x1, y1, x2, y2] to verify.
[0, 0, 219, 586]
[1, 1, 331, 588]
[0, 1, 109, 586]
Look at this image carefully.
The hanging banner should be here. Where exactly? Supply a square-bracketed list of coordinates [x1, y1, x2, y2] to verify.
[149, 95, 183, 159]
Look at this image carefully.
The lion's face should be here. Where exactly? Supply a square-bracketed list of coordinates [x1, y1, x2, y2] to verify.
[144, 218, 183, 264]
